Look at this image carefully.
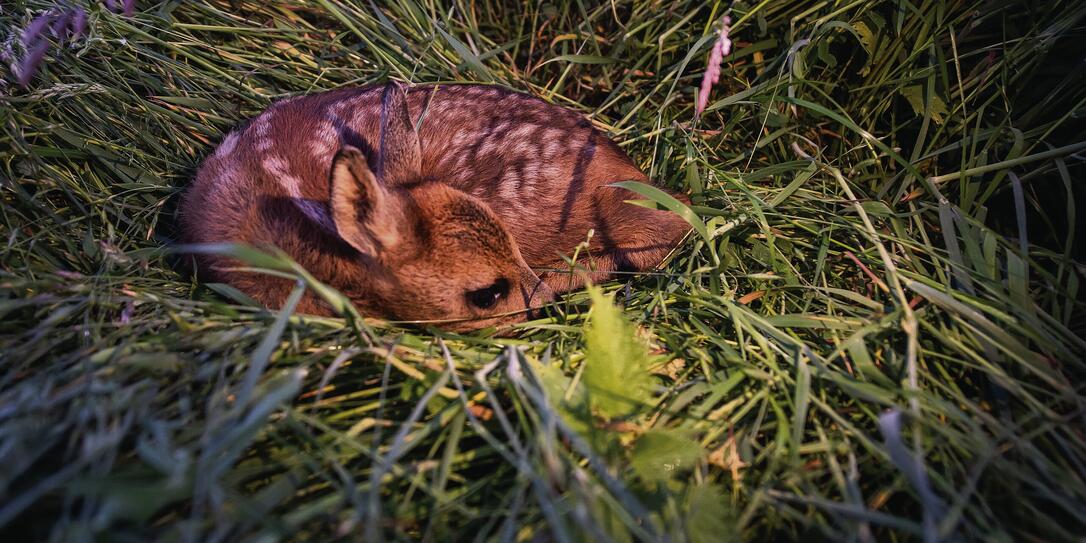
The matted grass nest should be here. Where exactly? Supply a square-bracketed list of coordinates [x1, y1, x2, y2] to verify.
[2, 1, 1085, 541]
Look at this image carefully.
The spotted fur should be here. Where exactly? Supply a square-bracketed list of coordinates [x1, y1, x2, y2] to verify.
[180, 82, 690, 330]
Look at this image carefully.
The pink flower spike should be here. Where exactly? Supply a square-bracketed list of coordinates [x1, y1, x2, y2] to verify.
[695, 16, 733, 118]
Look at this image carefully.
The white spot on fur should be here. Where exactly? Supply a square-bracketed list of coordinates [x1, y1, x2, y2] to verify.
[214, 132, 239, 159]
[507, 124, 538, 142]
[336, 89, 381, 125]
[253, 115, 273, 152]
[309, 122, 338, 161]
[499, 170, 521, 203]
[477, 138, 500, 158]
[458, 131, 479, 149]
[542, 129, 565, 152]
[455, 153, 470, 170]
[521, 163, 539, 182]
[262, 154, 336, 232]
[328, 101, 348, 117]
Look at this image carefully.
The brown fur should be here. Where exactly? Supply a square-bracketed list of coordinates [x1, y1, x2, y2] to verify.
[180, 83, 690, 330]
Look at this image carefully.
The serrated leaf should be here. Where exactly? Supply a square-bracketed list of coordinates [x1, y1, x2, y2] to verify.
[582, 286, 655, 419]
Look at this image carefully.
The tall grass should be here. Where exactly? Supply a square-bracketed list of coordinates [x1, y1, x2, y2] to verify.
[1, 0, 1084, 541]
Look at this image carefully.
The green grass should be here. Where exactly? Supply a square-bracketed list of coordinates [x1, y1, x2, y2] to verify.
[2, 0, 1085, 541]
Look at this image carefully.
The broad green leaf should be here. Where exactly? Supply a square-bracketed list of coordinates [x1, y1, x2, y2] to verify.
[582, 286, 655, 419]
[171, 242, 292, 271]
[67, 472, 193, 526]
[762, 314, 864, 330]
[630, 429, 703, 483]
[686, 485, 737, 543]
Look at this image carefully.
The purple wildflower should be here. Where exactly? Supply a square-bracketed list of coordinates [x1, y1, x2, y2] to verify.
[119, 300, 134, 325]
[22, 12, 53, 47]
[51, 10, 73, 45]
[17, 40, 50, 88]
[104, 0, 118, 12]
[70, 8, 88, 42]
[1, 41, 14, 65]
[124, 0, 136, 17]
[695, 15, 733, 118]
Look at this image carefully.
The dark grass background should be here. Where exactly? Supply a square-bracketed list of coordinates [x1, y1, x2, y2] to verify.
[2, 1, 1085, 541]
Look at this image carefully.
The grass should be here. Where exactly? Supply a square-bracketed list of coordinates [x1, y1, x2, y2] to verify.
[2, 0, 1085, 541]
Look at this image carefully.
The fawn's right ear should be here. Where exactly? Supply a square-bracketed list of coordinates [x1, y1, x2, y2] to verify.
[330, 146, 402, 256]
[376, 81, 422, 185]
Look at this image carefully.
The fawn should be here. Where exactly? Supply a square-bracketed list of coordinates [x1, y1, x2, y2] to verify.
[180, 82, 691, 331]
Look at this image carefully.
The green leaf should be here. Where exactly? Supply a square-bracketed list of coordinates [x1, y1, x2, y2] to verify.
[859, 200, 895, 217]
[539, 54, 618, 66]
[630, 429, 702, 483]
[851, 21, 876, 53]
[582, 286, 655, 419]
[172, 242, 293, 271]
[610, 180, 709, 245]
[205, 282, 260, 307]
[686, 485, 737, 543]
[435, 25, 494, 80]
[767, 161, 816, 208]
[901, 85, 949, 124]
[533, 358, 593, 437]
[67, 471, 193, 526]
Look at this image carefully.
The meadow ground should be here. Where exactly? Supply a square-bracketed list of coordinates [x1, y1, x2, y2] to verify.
[2, 1, 1085, 541]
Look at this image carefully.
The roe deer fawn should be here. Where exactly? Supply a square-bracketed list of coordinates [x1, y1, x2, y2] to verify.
[181, 82, 690, 331]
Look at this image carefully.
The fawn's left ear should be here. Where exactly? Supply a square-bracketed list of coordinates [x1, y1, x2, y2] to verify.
[376, 81, 422, 185]
[329, 145, 403, 256]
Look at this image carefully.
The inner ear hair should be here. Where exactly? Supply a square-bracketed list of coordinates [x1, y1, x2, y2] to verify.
[329, 146, 401, 255]
[376, 81, 422, 185]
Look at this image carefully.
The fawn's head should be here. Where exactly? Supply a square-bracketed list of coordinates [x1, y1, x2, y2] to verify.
[328, 83, 552, 330]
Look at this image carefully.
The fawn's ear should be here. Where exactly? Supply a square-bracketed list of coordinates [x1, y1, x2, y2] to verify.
[376, 81, 422, 185]
[330, 146, 401, 256]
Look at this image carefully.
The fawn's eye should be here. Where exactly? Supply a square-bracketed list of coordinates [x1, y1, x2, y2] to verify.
[466, 278, 510, 310]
